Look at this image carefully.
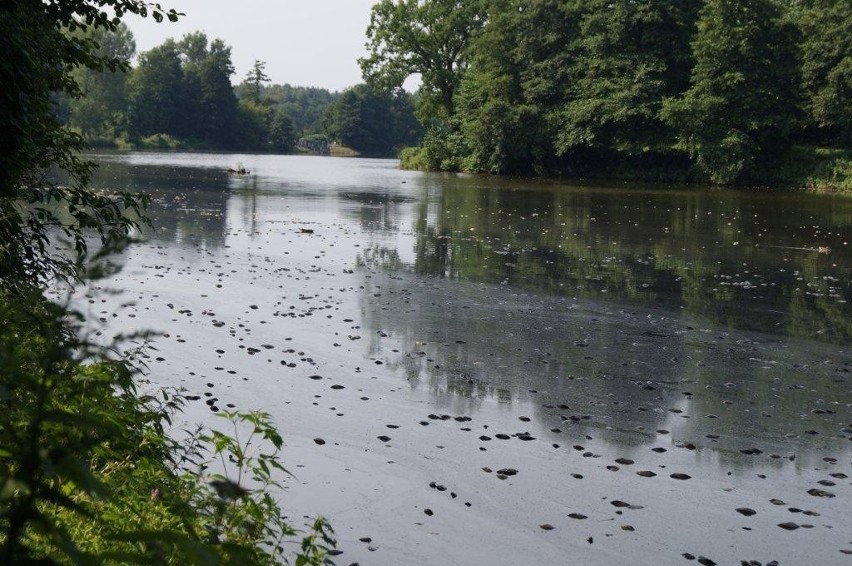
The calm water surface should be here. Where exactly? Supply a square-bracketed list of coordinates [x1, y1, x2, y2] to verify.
[84, 152, 851, 565]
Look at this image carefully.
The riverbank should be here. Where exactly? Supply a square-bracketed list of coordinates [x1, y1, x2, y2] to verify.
[400, 144, 852, 192]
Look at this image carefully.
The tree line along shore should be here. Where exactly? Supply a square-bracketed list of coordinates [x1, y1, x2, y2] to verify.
[361, 0, 850, 190]
[62, 0, 850, 190]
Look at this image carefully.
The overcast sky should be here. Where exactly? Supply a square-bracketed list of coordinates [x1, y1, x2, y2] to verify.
[125, 0, 381, 92]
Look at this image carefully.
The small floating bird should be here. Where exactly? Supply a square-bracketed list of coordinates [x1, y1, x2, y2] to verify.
[766, 245, 831, 254]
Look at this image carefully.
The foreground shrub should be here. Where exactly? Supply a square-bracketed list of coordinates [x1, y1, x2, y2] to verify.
[0, 288, 335, 564]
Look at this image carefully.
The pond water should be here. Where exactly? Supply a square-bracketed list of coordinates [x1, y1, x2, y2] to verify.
[82, 152, 851, 565]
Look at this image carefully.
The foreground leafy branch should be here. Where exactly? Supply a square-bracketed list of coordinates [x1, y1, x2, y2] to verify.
[1, 1, 178, 289]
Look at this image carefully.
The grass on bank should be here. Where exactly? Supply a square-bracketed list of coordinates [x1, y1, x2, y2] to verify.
[0, 287, 335, 565]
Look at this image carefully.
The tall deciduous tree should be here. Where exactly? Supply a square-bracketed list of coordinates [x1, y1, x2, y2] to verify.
[127, 39, 184, 138]
[184, 36, 239, 147]
[455, 0, 698, 175]
[323, 84, 422, 156]
[67, 23, 136, 141]
[128, 33, 240, 148]
[799, 0, 851, 146]
[556, 0, 699, 155]
[234, 99, 270, 150]
[455, 0, 582, 174]
[661, 0, 801, 184]
[360, 0, 488, 122]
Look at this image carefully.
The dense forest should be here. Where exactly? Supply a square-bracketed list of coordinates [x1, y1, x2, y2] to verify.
[361, 0, 851, 187]
[59, 26, 422, 156]
[60, 0, 850, 186]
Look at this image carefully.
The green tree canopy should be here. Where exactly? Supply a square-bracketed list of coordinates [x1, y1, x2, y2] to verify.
[323, 84, 422, 156]
[360, 0, 488, 123]
[452, 0, 699, 175]
[128, 32, 240, 148]
[453, 0, 566, 174]
[66, 23, 136, 142]
[127, 39, 184, 138]
[799, 0, 852, 145]
[182, 35, 239, 147]
[661, 0, 801, 184]
[389, 0, 849, 184]
[238, 83, 339, 135]
[323, 84, 423, 156]
[555, 0, 699, 155]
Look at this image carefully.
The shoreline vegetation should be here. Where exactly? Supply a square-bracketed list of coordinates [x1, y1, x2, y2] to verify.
[399, 143, 852, 192]
[1, 1, 336, 563]
[87, 141, 852, 193]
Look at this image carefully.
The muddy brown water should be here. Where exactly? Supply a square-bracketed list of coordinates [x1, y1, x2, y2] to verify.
[77, 152, 851, 565]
